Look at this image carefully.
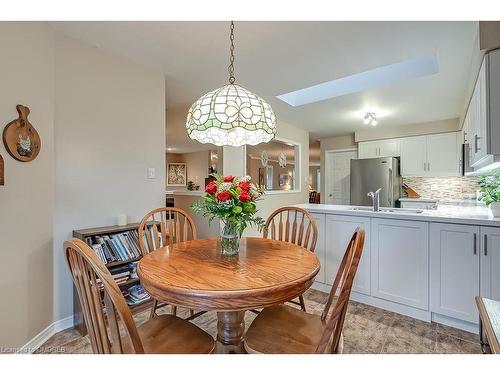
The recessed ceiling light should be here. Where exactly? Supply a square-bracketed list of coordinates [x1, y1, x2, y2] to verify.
[276, 54, 439, 107]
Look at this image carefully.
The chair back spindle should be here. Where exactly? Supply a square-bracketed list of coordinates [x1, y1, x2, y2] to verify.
[138, 207, 197, 256]
[263, 207, 318, 252]
[315, 227, 365, 353]
[64, 238, 145, 354]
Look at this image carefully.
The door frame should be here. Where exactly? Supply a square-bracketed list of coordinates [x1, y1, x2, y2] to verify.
[324, 147, 358, 205]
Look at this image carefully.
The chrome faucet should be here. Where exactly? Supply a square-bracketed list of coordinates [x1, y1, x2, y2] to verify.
[367, 188, 382, 212]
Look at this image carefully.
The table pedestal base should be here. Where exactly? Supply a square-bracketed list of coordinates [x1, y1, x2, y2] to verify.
[216, 311, 246, 354]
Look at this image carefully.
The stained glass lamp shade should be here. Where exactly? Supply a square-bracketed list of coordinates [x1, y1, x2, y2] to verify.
[186, 84, 276, 147]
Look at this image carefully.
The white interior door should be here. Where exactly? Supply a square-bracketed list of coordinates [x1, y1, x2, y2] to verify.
[325, 150, 357, 205]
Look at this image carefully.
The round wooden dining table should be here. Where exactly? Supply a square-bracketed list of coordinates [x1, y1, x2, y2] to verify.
[137, 236, 320, 353]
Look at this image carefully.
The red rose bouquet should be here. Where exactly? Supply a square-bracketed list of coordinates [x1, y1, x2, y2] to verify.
[191, 174, 265, 254]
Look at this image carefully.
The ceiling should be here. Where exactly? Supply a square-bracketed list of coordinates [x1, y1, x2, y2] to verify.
[52, 21, 478, 152]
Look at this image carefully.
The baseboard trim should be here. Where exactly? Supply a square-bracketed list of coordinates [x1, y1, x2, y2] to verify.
[17, 315, 74, 354]
[431, 313, 479, 334]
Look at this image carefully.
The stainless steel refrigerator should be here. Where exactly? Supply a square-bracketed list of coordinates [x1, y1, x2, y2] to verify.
[350, 157, 401, 207]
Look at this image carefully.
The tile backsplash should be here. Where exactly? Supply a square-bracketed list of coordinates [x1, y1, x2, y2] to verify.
[402, 176, 478, 200]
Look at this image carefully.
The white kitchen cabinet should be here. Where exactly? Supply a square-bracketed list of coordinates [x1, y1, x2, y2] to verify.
[378, 139, 401, 158]
[311, 213, 326, 284]
[358, 141, 379, 159]
[470, 59, 488, 167]
[430, 223, 479, 323]
[400, 133, 460, 177]
[480, 227, 500, 301]
[358, 139, 400, 159]
[426, 133, 460, 176]
[324, 215, 371, 295]
[371, 218, 429, 310]
[400, 136, 427, 176]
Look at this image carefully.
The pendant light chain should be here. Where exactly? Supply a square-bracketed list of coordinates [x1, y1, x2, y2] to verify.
[228, 21, 236, 84]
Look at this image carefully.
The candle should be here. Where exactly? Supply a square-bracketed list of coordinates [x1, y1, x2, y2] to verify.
[117, 214, 127, 226]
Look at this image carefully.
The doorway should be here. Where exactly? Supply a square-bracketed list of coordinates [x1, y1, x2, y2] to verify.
[325, 149, 357, 205]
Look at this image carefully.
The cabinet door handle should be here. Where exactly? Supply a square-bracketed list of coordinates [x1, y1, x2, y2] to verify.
[427, 162, 430, 171]
[423, 162, 427, 171]
[475, 135, 481, 153]
[474, 233, 477, 255]
[484, 234, 488, 256]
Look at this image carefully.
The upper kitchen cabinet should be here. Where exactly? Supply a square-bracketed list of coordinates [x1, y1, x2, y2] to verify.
[465, 50, 500, 172]
[400, 136, 427, 176]
[400, 132, 460, 177]
[358, 138, 400, 159]
[467, 58, 488, 167]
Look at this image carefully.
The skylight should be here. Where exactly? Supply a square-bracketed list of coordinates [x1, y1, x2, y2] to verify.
[276, 54, 439, 107]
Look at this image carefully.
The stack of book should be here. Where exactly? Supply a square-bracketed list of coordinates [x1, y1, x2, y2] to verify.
[110, 265, 131, 285]
[96, 264, 133, 289]
[86, 230, 142, 264]
[125, 285, 150, 306]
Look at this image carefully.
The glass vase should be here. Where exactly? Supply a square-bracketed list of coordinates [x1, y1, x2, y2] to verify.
[220, 222, 241, 256]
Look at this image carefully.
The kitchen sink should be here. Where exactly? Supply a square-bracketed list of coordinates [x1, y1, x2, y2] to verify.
[349, 207, 423, 214]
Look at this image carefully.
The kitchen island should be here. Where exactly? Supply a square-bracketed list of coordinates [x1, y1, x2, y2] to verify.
[295, 203, 500, 334]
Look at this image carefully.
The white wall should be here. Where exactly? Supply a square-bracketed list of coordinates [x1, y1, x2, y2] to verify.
[53, 33, 166, 321]
[223, 122, 309, 237]
[0, 23, 55, 348]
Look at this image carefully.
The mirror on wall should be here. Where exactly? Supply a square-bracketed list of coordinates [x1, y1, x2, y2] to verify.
[246, 139, 299, 192]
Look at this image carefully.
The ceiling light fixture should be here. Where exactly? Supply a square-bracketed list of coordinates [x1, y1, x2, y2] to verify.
[364, 112, 377, 126]
[186, 21, 277, 147]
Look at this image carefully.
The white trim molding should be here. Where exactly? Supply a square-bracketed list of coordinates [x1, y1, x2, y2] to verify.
[17, 315, 74, 354]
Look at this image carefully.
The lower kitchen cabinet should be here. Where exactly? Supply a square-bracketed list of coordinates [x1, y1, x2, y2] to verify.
[371, 218, 429, 310]
[430, 223, 480, 323]
[310, 213, 326, 284]
[324, 215, 371, 295]
[480, 226, 500, 301]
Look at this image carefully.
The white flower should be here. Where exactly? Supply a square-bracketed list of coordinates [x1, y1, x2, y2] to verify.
[249, 188, 260, 199]
[218, 182, 233, 192]
[239, 175, 251, 182]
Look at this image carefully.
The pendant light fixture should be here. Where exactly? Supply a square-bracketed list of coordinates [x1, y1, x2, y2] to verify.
[186, 22, 277, 147]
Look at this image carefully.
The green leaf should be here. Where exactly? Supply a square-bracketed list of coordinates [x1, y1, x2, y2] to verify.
[232, 206, 243, 214]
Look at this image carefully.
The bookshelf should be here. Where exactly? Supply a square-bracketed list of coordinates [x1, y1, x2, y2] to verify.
[72, 223, 155, 336]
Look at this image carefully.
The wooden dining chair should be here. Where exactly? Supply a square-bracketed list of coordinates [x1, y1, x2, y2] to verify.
[64, 238, 215, 354]
[262, 206, 318, 311]
[138, 207, 199, 318]
[244, 227, 365, 354]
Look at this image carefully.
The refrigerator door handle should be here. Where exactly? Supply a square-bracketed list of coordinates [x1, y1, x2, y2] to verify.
[389, 168, 393, 206]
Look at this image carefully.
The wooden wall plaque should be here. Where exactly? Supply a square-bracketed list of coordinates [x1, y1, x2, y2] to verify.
[2, 105, 41, 162]
[0, 154, 4, 186]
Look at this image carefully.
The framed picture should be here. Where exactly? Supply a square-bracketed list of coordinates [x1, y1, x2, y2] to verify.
[167, 163, 187, 186]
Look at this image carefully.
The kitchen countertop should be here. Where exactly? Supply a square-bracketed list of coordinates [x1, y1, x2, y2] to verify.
[171, 190, 205, 196]
[295, 203, 500, 227]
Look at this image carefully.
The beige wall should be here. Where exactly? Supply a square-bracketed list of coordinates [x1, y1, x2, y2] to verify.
[0, 23, 55, 349]
[354, 118, 460, 142]
[319, 134, 356, 203]
[222, 122, 309, 237]
[53, 33, 166, 321]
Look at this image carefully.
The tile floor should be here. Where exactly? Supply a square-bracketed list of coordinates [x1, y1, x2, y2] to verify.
[35, 289, 482, 354]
